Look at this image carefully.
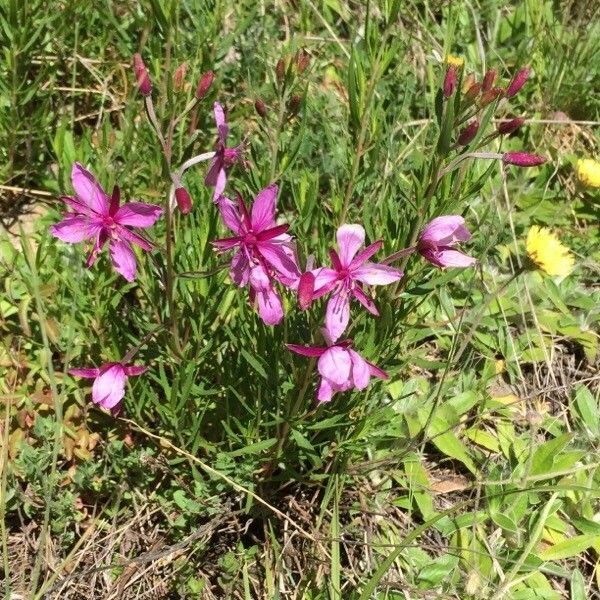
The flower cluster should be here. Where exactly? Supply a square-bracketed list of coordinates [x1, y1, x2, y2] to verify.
[56, 55, 556, 413]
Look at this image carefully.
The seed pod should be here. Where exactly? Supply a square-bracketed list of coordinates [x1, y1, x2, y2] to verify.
[295, 49, 310, 74]
[457, 120, 479, 145]
[133, 53, 152, 96]
[195, 70, 214, 100]
[503, 152, 546, 167]
[497, 117, 525, 135]
[254, 98, 268, 118]
[175, 186, 193, 214]
[482, 69, 496, 92]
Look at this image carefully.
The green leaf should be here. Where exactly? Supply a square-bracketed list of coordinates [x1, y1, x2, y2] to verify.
[539, 535, 600, 561]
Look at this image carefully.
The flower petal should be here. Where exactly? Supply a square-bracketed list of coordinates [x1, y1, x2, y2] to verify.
[337, 224, 365, 267]
[92, 364, 126, 409]
[349, 240, 383, 269]
[353, 262, 403, 285]
[352, 286, 379, 315]
[251, 184, 278, 232]
[317, 346, 351, 386]
[114, 202, 163, 228]
[124, 365, 147, 377]
[435, 249, 477, 267]
[109, 239, 137, 282]
[317, 378, 335, 403]
[71, 162, 109, 215]
[256, 286, 284, 325]
[325, 293, 350, 342]
[118, 227, 152, 252]
[312, 268, 339, 298]
[420, 216, 471, 246]
[69, 367, 100, 378]
[286, 343, 326, 357]
[368, 362, 388, 380]
[86, 230, 108, 267]
[230, 250, 250, 286]
[50, 216, 101, 243]
[218, 196, 244, 235]
[257, 241, 300, 280]
[349, 349, 370, 389]
[212, 237, 241, 251]
[214, 102, 229, 141]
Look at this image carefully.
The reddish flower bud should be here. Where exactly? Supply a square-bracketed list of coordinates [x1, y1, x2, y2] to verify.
[497, 117, 525, 135]
[479, 87, 502, 107]
[462, 72, 475, 93]
[298, 272, 315, 310]
[195, 70, 214, 100]
[464, 82, 481, 101]
[443, 66, 458, 98]
[288, 94, 301, 114]
[275, 58, 286, 83]
[505, 67, 529, 98]
[295, 49, 310, 74]
[175, 186, 193, 214]
[133, 53, 152, 96]
[457, 120, 479, 146]
[482, 69, 496, 92]
[254, 98, 268, 118]
[502, 152, 546, 167]
[173, 62, 188, 91]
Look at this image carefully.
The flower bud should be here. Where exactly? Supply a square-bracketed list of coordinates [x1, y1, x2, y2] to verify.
[505, 67, 529, 98]
[482, 69, 496, 92]
[175, 186, 193, 214]
[457, 120, 479, 146]
[288, 94, 301, 115]
[275, 58, 286, 83]
[464, 82, 481, 101]
[479, 87, 502, 107]
[295, 49, 310, 74]
[497, 117, 525, 135]
[298, 272, 315, 310]
[502, 152, 546, 167]
[462, 72, 475, 93]
[195, 70, 214, 100]
[443, 66, 458, 98]
[173, 62, 187, 91]
[133, 53, 152, 96]
[254, 98, 268, 118]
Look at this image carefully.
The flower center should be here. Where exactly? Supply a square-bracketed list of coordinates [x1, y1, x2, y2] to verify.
[244, 231, 258, 245]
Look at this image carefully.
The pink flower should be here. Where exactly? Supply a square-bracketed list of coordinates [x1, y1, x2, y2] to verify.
[502, 152, 546, 167]
[50, 163, 163, 282]
[212, 185, 300, 325]
[418, 216, 476, 268]
[69, 362, 147, 412]
[287, 337, 388, 403]
[311, 225, 402, 343]
[205, 102, 244, 201]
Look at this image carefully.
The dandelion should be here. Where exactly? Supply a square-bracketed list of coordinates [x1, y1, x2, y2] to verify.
[287, 334, 388, 403]
[50, 163, 162, 281]
[446, 55, 464, 68]
[69, 362, 147, 412]
[212, 185, 300, 325]
[576, 158, 600, 188]
[526, 225, 574, 277]
[309, 224, 402, 342]
[205, 102, 244, 201]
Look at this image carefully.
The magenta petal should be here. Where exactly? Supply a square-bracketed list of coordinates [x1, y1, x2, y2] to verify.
[352, 286, 379, 315]
[114, 202, 163, 228]
[69, 367, 100, 378]
[212, 237, 241, 251]
[213, 167, 227, 201]
[317, 346, 351, 386]
[71, 163, 109, 215]
[109, 239, 137, 281]
[251, 184, 278, 232]
[205, 156, 222, 186]
[435, 249, 477, 267]
[249, 264, 271, 290]
[118, 227, 152, 252]
[124, 365, 147, 377]
[257, 242, 300, 280]
[230, 250, 250, 286]
[420, 216, 470, 245]
[353, 262, 403, 285]
[349, 240, 383, 269]
[317, 378, 335, 403]
[218, 196, 243, 234]
[256, 286, 284, 325]
[286, 343, 327, 357]
[348, 349, 370, 389]
[312, 268, 339, 298]
[325, 293, 351, 343]
[86, 230, 108, 267]
[368, 362, 388, 380]
[337, 224, 365, 267]
[50, 216, 101, 243]
[92, 364, 126, 409]
[213, 102, 229, 142]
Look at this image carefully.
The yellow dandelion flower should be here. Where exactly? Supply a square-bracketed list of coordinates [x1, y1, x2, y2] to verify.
[526, 226, 574, 277]
[576, 158, 600, 188]
[446, 54, 464, 68]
